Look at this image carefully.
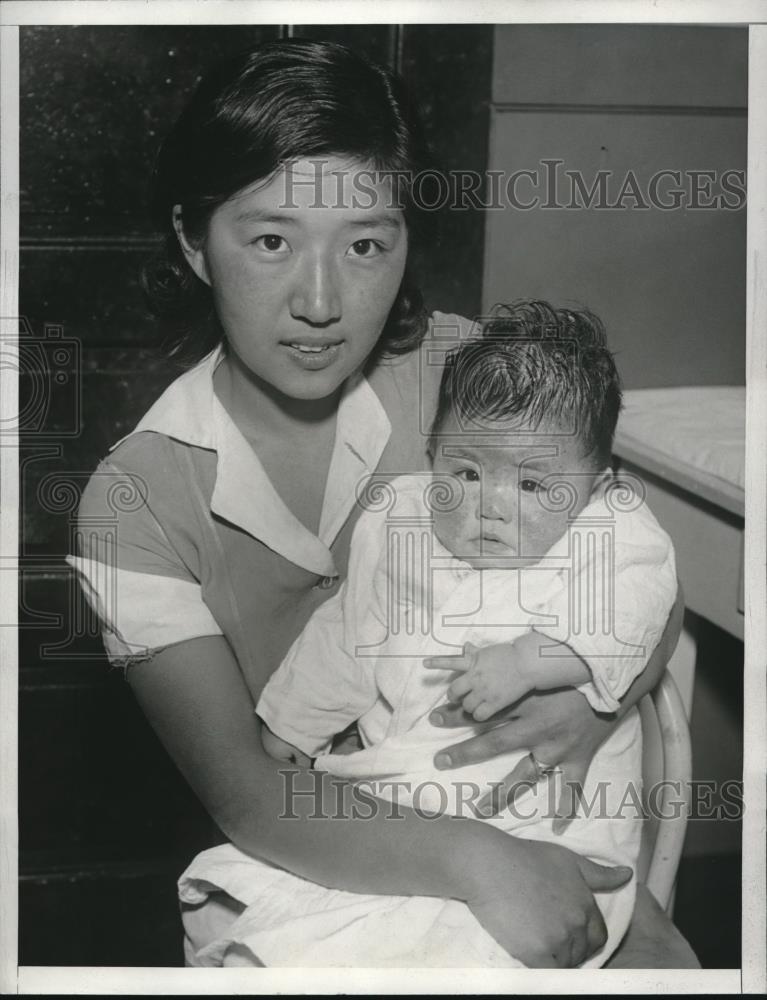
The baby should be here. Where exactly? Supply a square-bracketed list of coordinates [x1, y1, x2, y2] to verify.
[179, 300, 677, 968]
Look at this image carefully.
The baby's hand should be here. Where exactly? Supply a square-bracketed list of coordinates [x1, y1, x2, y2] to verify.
[424, 635, 539, 722]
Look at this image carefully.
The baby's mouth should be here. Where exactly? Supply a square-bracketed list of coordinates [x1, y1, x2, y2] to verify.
[478, 534, 513, 552]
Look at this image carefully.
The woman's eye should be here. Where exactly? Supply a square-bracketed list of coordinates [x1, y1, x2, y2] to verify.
[456, 468, 480, 483]
[348, 239, 383, 258]
[519, 478, 542, 494]
[253, 234, 288, 252]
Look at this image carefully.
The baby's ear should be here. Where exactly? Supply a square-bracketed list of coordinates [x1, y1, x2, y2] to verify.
[596, 468, 613, 487]
[590, 467, 614, 497]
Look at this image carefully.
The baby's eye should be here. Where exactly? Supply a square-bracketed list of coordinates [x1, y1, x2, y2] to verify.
[253, 234, 288, 253]
[456, 468, 480, 483]
[519, 478, 543, 494]
[348, 239, 383, 258]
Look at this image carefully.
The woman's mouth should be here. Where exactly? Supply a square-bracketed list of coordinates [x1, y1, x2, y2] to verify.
[282, 340, 343, 370]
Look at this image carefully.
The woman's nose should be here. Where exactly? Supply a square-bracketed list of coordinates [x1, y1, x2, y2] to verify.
[289, 254, 342, 324]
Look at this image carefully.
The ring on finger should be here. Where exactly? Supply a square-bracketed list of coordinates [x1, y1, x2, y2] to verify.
[529, 751, 559, 781]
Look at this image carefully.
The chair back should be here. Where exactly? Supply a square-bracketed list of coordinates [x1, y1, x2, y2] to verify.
[636, 670, 692, 911]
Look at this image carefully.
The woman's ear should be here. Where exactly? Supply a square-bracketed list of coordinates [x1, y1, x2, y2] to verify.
[172, 205, 210, 286]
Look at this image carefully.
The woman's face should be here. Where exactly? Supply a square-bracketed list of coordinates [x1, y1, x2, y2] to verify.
[181, 156, 408, 400]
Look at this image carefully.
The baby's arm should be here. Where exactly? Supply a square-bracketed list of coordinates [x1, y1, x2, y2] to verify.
[256, 509, 387, 758]
[539, 491, 678, 714]
[256, 586, 378, 759]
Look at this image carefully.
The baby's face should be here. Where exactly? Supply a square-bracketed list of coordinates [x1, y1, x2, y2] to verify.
[430, 412, 603, 569]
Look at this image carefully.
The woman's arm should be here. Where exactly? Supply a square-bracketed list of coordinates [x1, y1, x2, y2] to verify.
[128, 633, 631, 967]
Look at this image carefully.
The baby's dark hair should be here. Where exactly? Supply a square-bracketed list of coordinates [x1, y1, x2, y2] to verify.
[430, 299, 622, 467]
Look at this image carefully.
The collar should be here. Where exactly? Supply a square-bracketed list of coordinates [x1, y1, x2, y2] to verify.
[111, 346, 392, 577]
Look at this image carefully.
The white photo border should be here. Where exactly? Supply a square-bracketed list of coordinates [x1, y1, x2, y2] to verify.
[1, 1, 764, 995]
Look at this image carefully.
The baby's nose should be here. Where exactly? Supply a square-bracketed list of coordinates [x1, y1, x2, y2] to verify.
[479, 483, 515, 521]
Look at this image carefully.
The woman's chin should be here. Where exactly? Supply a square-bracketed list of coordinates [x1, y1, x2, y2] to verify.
[278, 372, 350, 402]
[275, 353, 368, 402]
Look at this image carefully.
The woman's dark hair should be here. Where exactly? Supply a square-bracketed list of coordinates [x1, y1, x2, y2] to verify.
[143, 39, 434, 365]
[430, 299, 623, 468]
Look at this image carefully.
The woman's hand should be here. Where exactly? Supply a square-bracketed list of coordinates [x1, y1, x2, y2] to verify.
[429, 585, 685, 831]
[465, 834, 633, 967]
[431, 685, 617, 832]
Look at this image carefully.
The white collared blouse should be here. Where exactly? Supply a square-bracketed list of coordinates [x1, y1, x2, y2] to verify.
[68, 312, 475, 697]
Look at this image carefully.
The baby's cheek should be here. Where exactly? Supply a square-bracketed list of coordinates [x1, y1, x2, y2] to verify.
[433, 508, 466, 553]
[522, 508, 567, 558]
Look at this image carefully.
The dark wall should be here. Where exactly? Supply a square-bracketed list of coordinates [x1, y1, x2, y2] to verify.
[18, 24, 493, 965]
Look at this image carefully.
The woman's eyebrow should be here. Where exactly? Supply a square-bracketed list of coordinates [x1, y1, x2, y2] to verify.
[234, 208, 299, 225]
[233, 209, 402, 230]
[346, 215, 403, 231]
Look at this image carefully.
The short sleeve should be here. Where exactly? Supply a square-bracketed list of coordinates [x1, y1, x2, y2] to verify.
[533, 495, 677, 713]
[67, 459, 222, 667]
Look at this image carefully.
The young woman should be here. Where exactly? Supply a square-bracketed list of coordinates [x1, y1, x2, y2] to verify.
[69, 39, 687, 968]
